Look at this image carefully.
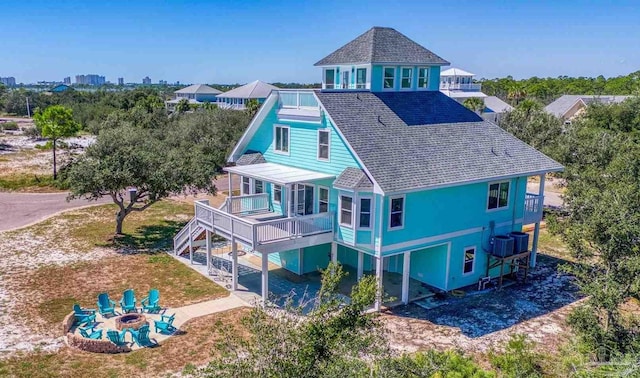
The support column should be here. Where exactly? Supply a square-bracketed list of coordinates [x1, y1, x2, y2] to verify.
[231, 239, 238, 291]
[530, 173, 546, 268]
[188, 221, 193, 264]
[228, 173, 233, 199]
[357, 251, 364, 280]
[374, 255, 384, 311]
[331, 242, 338, 263]
[401, 252, 411, 304]
[205, 230, 212, 273]
[261, 251, 269, 305]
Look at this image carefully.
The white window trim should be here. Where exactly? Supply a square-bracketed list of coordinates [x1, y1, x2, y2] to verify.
[417, 67, 430, 90]
[324, 68, 336, 90]
[462, 245, 476, 276]
[317, 129, 331, 161]
[486, 180, 511, 212]
[382, 66, 396, 91]
[355, 67, 367, 89]
[387, 194, 405, 231]
[339, 194, 354, 228]
[273, 124, 290, 156]
[357, 195, 373, 230]
[254, 179, 264, 194]
[400, 66, 413, 90]
[317, 186, 329, 213]
[273, 184, 282, 204]
[241, 176, 251, 196]
[292, 183, 316, 216]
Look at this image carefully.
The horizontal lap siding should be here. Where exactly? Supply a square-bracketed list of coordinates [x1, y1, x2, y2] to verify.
[302, 243, 331, 274]
[382, 177, 527, 249]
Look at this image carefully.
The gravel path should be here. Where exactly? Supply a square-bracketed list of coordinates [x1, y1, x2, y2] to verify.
[0, 192, 111, 232]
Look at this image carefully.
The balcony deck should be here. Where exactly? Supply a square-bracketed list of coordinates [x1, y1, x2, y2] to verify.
[523, 193, 544, 225]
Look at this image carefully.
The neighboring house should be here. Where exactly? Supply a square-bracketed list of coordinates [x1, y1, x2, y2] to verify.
[174, 27, 563, 309]
[216, 80, 280, 110]
[50, 84, 72, 93]
[440, 67, 513, 124]
[544, 94, 632, 121]
[165, 84, 222, 112]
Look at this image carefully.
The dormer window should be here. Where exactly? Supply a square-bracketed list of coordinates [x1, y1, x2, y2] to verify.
[356, 68, 367, 89]
[324, 69, 336, 89]
[383, 67, 395, 89]
[418, 68, 429, 89]
[401, 67, 412, 89]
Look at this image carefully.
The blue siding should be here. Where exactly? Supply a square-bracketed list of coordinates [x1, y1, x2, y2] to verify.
[370, 64, 441, 92]
[409, 244, 448, 290]
[268, 249, 300, 274]
[302, 244, 331, 274]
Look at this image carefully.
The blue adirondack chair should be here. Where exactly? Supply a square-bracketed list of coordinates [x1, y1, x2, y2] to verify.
[129, 324, 153, 347]
[153, 313, 176, 334]
[106, 329, 127, 346]
[73, 304, 96, 325]
[97, 293, 117, 317]
[79, 325, 103, 340]
[140, 289, 161, 313]
[120, 289, 137, 313]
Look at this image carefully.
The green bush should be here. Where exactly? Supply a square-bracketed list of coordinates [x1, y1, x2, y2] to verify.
[0, 121, 18, 131]
[489, 334, 544, 378]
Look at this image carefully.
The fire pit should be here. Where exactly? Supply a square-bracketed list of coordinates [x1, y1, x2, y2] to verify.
[115, 313, 147, 331]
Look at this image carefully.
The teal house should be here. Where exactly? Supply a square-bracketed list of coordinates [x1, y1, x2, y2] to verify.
[174, 27, 562, 309]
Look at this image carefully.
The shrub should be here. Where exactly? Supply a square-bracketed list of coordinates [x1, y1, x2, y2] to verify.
[489, 334, 544, 378]
[0, 121, 19, 131]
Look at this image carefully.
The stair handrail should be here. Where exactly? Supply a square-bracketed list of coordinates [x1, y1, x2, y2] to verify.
[173, 217, 197, 253]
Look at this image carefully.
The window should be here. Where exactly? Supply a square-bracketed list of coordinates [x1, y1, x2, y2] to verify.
[418, 67, 429, 89]
[463, 247, 475, 275]
[401, 67, 412, 89]
[488, 181, 510, 210]
[254, 180, 264, 194]
[340, 195, 353, 226]
[356, 68, 367, 89]
[273, 185, 282, 204]
[389, 196, 404, 229]
[342, 71, 350, 89]
[317, 130, 330, 160]
[325, 69, 335, 89]
[274, 125, 289, 154]
[383, 67, 395, 89]
[359, 198, 371, 228]
[241, 176, 250, 195]
[318, 187, 329, 213]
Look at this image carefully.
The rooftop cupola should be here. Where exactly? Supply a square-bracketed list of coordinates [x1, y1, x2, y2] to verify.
[314, 27, 450, 92]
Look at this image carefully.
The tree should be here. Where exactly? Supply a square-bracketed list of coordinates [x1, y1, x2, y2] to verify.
[64, 108, 248, 234]
[499, 100, 563, 158]
[33, 105, 80, 179]
[244, 98, 261, 117]
[463, 97, 484, 113]
[175, 98, 191, 113]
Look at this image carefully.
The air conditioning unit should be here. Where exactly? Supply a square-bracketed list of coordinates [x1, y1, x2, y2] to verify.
[493, 235, 514, 257]
[509, 232, 530, 254]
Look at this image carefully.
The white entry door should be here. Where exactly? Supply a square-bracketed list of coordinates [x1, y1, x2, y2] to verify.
[291, 184, 314, 216]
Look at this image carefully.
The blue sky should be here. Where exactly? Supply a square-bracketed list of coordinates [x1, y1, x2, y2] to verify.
[1, 0, 638, 84]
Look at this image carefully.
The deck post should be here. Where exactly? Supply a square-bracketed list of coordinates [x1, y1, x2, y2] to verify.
[374, 255, 383, 311]
[231, 240, 238, 291]
[401, 251, 410, 304]
[331, 242, 337, 263]
[206, 230, 212, 273]
[357, 251, 364, 280]
[228, 173, 233, 200]
[188, 221, 193, 264]
[530, 173, 546, 268]
[261, 251, 269, 305]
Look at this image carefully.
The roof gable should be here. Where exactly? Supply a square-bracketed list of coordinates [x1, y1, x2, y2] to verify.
[314, 27, 449, 66]
[175, 84, 222, 95]
[217, 80, 279, 99]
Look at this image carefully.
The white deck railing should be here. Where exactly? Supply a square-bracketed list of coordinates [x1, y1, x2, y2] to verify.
[194, 200, 334, 248]
[227, 193, 270, 215]
[523, 193, 544, 224]
[278, 89, 319, 109]
[173, 217, 202, 254]
[440, 82, 482, 91]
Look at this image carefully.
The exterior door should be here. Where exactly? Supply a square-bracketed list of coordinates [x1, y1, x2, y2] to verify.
[342, 71, 349, 89]
[292, 184, 314, 216]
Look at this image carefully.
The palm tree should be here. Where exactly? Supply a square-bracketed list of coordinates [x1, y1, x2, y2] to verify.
[245, 99, 261, 117]
[507, 83, 527, 105]
[463, 97, 485, 114]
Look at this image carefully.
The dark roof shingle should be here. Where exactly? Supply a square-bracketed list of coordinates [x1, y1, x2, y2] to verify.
[236, 152, 266, 166]
[316, 91, 563, 193]
[333, 168, 374, 190]
[314, 27, 449, 66]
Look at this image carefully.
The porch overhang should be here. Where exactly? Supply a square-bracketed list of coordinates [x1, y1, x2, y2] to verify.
[224, 162, 334, 186]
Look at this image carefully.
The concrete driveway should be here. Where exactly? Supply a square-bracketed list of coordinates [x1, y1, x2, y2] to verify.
[0, 192, 111, 232]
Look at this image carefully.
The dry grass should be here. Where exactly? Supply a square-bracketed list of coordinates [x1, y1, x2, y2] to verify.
[0, 307, 251, 378]
[531, 228, 572, 261]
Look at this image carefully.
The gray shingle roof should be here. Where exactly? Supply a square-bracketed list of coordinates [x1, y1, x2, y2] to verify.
[333, 168, 374, 190]
[544, 95, 632, 118]
[217, 80, 279, 99]
[314, 27, 449, 66]
[484, 96, 513, 114]
[236, 152, 266, 166]
[175, 84, 222, 95]
[316, 91, 563, 193]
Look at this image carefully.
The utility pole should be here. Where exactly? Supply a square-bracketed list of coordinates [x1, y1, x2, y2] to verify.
[26, 97, 30, 118]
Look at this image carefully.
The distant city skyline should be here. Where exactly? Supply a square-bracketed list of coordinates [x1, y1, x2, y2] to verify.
[1, 0, 639, 84]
